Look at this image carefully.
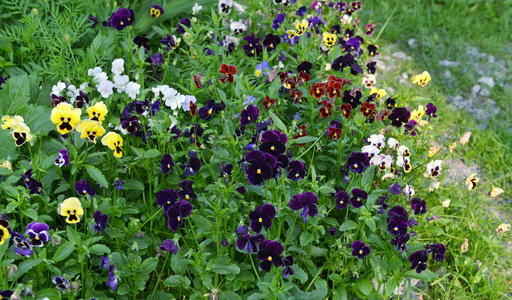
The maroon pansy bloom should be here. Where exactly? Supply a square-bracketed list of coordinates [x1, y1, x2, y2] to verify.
[257, 240, 284, 272]
[361, 101, 376, 117]
[410, 197, 427, 215]
[237, 233, 264, 254]
[263, 96, 275, 110]
[160, 154, 175, 174]
[340, 103, 352, 119]
[351, 240, 370, 259]
[350, 188, 367, 208]
[409, 250, 428, 273]
[75, 179, 96, 196]
[159, 239, 179, 254]
[244, 150, 277, 186]
[167, 200, 193, 232]
[219, 64, 237, 83]
[249, 204, 276, 233]
[289, 192, 318, 223]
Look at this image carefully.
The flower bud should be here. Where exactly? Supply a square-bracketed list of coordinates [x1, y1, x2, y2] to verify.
[64, 34, 70, 43]
[32, 8, 39, 17]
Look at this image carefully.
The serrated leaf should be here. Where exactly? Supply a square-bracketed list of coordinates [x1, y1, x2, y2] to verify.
[53, 242, 75, 262]
[0, 74, 30, 115]
[123, 179, 144, 191]
[365, 218, 376, 232]
[319, 186, 336, 194]
[86, 165, 109, 188]
[144, 149, 161, 158]
[299, 231, 314, 246]
[138, 257, 159, 275]
[206, 256, 240, 275]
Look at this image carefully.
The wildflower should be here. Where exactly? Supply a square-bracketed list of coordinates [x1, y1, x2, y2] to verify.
[0, 290, 13, 299]
[263, 34, 280, 52]
[53, 149, 69, 168]
[389, 183, 402, 194]
[346, 151, 369, 174]
[99, 256, 110, 269]
[361, 74, 376, 88]
[425, 103, 437, 121]
[387, 206, 409, 236]
[350, 188, 367, 208]
[388, 107, 411, 127]
[0, 220, 10, 245]
[101, 132, 123, 158]
[340, 103, 352, 118]
[192, 3, 202, 14]
[257, 240, 284, 272]
[272, 14, 286, 30]
[367, 44, 379, 57]
[109, 8, 135, 31]
[179, 151, 202, 177]
[160, 154, 175, 175]
[219, 163, 233, 179]
[260, 130, 287, 158]
[322, 32, 337, 47]
[244, 150, 276, 186]
[403, 185, 415, 200]
[160, 34, 176, 52]
[230, 21, 246, 35]
[87, 101, 108, 124]
[150, 52, 165, 66]
[97, 80, 114, 98]
[243, 95, 257, 106]
[460, 131, 472, 145]
[125, 82, 141, 100]
[352, 240, 370, 259]
[75, 180, 96, 196]
[489, 187, 504, 198]
[412, 71, 431, 87]
[76, 120, 105, 143]
[181, 95, 197, 112]
[365, 23, 376, 36]
[164, 91, 185, 111]
[332, 53, 363, 75]
[466, 173, 478, 190]
[159, 239, 179, 254]
[377, 195, 389, 214]
[283, 255, 295, 279]
[167, 200, 194, 232]
[51, 102, 81, 134]
[237, 233, 264, 254]
[425, 243, 446, 261]
[429, 180, 440, 192]
[409, 250, 428, 273]
[335, 190, 350, 209]
[177, 18, 191, 34]
[254, 61, 269, 78]
[183, 124, 204, 144]
[149, 5, 164, 18]
[319, 100, 332, 118]
[113, 180, 124, 190]
[497, 223, 511, 234]
[93, 211, 108, 234]
[442, 199, 451, 208]
[289, 192, 318, 223]
[240, 105, 259, 126]
[410, 197, 427, 215]
[53, 276, 71, 292]
[294, 19, 309, 35]
[370, 87, 386, 101]
[121, 115, 140, 135]
[287, 160, 307, 181]
[263, 96, 275, 110]
[107, 265, 118, 291]
[426, 160, 442, 178]
[111, 58, 124, 75]
[242, 32, 263, 57]
[249, 204, 276, 233]
[25, 222, 50, 247]
[9, 118, 33, 146]
[310, 82, 325, 99]
[157, 189, 179, 212]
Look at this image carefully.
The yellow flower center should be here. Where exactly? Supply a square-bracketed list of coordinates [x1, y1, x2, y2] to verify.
[359, 250, 363, 255]
[295, 174, 299, 178]
[339, 201, 344, 205]
[258, 218, 262, 223]
[185, 195, 190, 200]
[177, 217, 181, 221]
[267, 256, 272, 262]
[271, 146, 275, 151]
[256, 169, 261, 174]
[207, 109, 212, 115]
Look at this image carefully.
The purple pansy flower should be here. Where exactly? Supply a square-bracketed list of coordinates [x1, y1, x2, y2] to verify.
[160, 34, 175, 52]
[377, 195, 389, 214]
[25, 222, 50, 247]
[198, 100, 226, 121]
[156, 189, 179, 213]
[425, 103, 437, 121]
[388, 107, 411, 127]
[287, 160, 307, 181]
[93, 211, 108, 234]
[75, 180, 96, 196]
[409, 250, 428, 273]
[237, 233, 264, 254]
[389, 183, 402, 194]
[177, 18, 191, 34]
[113, 180, 124, 190]
[108, 8, 135, 31]
[160, 154, 175, 174]
[335, 190, 350, 209]
[100, 256, 110, 269]
[179, 151, 201, 177]
[351, 240, 371, 259]
[52, 276, 71, 292]
[240, 104, 259, 126]
[107, 265, 118, 291]
[272, 14, 286, 30]
[350, 188, 367, 208]
[169, 125, 181, 140]
[11, 230, 33, 256]
[54, 149, 70, 167]
[391, 233, 410, 252]
[297, 6, 307, 16]
[425, 243, 446, 261]
[235, 225, 248, 236]
[263, 34, 280, 52]
[244, 150, 277, 186]
[0, 290, 13, 299]
[410, 197, 427, 215]
[283, 255, 295, 279]
[242, 32, 263, 57]
[75, 90, 90, 109]
[159, 239, 179, 254]
[346, 151, 369, 174]
[259, 130, 287, 158]
[289, 192, 318, 223]
[249, 204, 276, 233]
[167, 201, 194, 232]
[257, 240, 284, 272]
[387, 206, 409, 236]
[178, 180, 197, 201]
[219, 163, 233, 179]
[150, 52, 165, 66]
[183, 124, 204, 144]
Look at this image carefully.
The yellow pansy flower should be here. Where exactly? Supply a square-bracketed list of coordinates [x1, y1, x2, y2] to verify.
[322, 32, 337, 47]
[11, 118, 33, 146]
[465, 173, 478, 190]
[87, 101, 108, 124]
[51, 103, 81, 134]
[286, 30, 297, 39]
[76, 120, 105, 143]
[102, 132, 123, 158]
[410, 105, 425, 122]
[295, 19, 308, 36]
[370, 87, 386, 101]
[411, 71, 431, 87]
[0, 221, 9, 245]
[1, 115, 24, 130]
[58, 197, 84, 224]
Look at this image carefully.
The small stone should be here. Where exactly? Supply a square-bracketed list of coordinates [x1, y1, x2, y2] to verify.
[439, 60, 460, 67]
[408, 38, 417, 47]
[478, 76, 495, 88]
[479, 87, 491, 97]
[392, 51, 411, 60]
[471, 84, 481, 95]
[443, 70, 452, 78]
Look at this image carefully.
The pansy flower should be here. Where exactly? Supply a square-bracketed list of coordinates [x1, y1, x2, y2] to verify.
[10, 230, 33, 256]
[409, 250, 428, 273]
[342, 88, 363, 108]
[240, 105, 259, 127]
[74, 90, 90, 109]
[257, 240, 284, 272]
[101, 132, 123, 158]
[75, 179, 96, 196]
[149, 5, 164, 18]
[365, 23, 376, 36]
[0, 220, 9, 245]
[242, 32, 263, 57]
[237, 233, 264, 254]
[160, 34, 175, 52]
[360, 102, 375, 118]
[25, 222, 50, 247]
[259, 130, 287, 158]
[350, 188, 367, 208]
[272, 14, 286, 30]
[107, 265, 118, 291]
[8, 118, 33, 146]
[244, 150, 277, 185]
[263, 34, 280, 51]
[219, 163, 233, 179]
[282, 255, 295, 279]
[134, 35, 151, 52]
[425, 103, 437, 120]
[411, 71, 431, 87]
[289, 192, 318, 223]
[52, 276, 71, 292]
[426, 160, 442, 178]
[425, 243, 446, 261]
[157, 189, 179, 212]
[183, 124, 204, 144]
[322, 32, 337, 47]
[198, 100, 226, 121]
[51, 102, 81, 134]
[294, 19, 309, 36]
[388, 107, 411, 127]
[159, 239, 179, 254]
[120, 115, 140, 135]
[160, 154, 175, 174]
[179, 151, 201, 177]
[262, 96, 275, 110]
[346, 151, 369, 173]
[335, 190, 350, 209]
[167, 200, 194, 232]
[150, 52, 165, 66]
[340, 103, 352, 119]
[385, 97, 396, 110]
[177, 17, 191, 34]
[410, 197, 427, 215]
[87, 101, 108, 124]
[368, 44, 379, 57]
[387, 206, 409, 236]
[287, 160, 307, 181]
[59, 197, 84, 224]
[76, 120, 105, 143]
[466, 173, 479, 190]
[319, 100, 333, 118]
[0, 290, 13, 299]
[249, 204, 276, 233]
[108, 8, 135, 31]
[310, 82, 326, 99]
[93, 211, 109, 234]
[352, 240, 370, 259]
[230, 21, 246, 35]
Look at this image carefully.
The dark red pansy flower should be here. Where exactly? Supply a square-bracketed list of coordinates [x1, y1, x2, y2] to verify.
[360, 101, 376, 117]
[293, 125, 308, 146]
[262, 96, 276, 110]
[340, 103, 352, 119]
[189, 101, 198, 116]
[310, 82, 325, 99]
[219, 64, 237, 83]
[193, 72, 203, 89]
[319, 100, 332, 118]
[299, 71, 310, 82]
[328, 127, 342, 140]
[326, 80, 342, 98]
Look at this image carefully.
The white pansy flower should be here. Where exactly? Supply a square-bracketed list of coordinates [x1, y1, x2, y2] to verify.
[166, 93, 186, 110]
[425, 160, 442, 178]
[126, 82, 141, 100]
[87, 67, 102, 77]
[162, 88, 179, 105]
[368, 134, 385, 149]
[361, 145, 380, 159]
[66, 85, 80, 102]
[112, 58, 125, 75]
[151, 85, 169, 98]
[79, 82, 89, 91]
[397, 145, 410, 157]
[113, 74, 129, 93]
[403, 185, 415, 200]
[52, 81, 67, 96]
[182, 95, 197, 111]
[218, 0, 234, 14]
[192, 3, 202, 14]
[387, 137, 399, 149]
[230, 21, 246, 35]
[97, 80, 114, 98]
[429, 181, 440, 192]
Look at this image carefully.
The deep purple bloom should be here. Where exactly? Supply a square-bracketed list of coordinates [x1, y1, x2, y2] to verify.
[237, 185, 247, 195]
[203, 47, 215, 56]
[0, 290, 13, 299]
[121, 101, 136, 118]
[342, 89, 363, 108]
[426, 103, 438, 121]
[109, 8, 135, 31]
[377, 195, 389, 214]
[387, 206, 409, 236]
[93, 211, 108, 234]
[297, 6, 307, 16]
[351, 240, 371, 259]
[198, 100, 226, 121]
[263, 34, 281, 51]
[237, 233, 264, 254]
[350, 188, 367, 208]
[178, 180, 197, 201]
[160, 34, 175, 52]
[389, 183, 402, 194]
[25, 222, 50, 247]
[107, 265, 118, 291]
[120, 115, 140, 135]
[410, 197, 427, 215]
[259, 130, 287, 158]
[177, 18, 191, 34]
[404, 119, 418, 136]
[332, 53, 363, 75]
[335, 190, 350, 209]
[244, 150, 277, 185]
[183, 124, 204, 144]
[113, 180, 124, 190]
[329, 227, 337, 236]
[388, 107, 411, 127]
[167, 201, 194, 232]
[289, 192, 318, 223]
[156, 189, 179, 213]
[425, 243, 446, 261]
[235, 225, 248, 236]
[54, 149, 70, 167]
[287, 160, 307, 181]
[168, 125, 181, 140]
[219, 163, 233, 179]
[52, 276, 71, 292]
[88, 15, 99, 28]
[159, 239, 179, 254]
[409, 250, 428, 273]
[100, 256, 110, 269]
[0, 76, 7, 90]
[240, 105, 259, 126]
[242, 32, 263, 57]
[249, 204, 276, 233]
[160, 154, 175, 174]
[283, 255, 295, 279]
[297, 60, 313, 74]
[258, 240, 284, 272]
[150, 52, 165, 66]
[27, 180, 42, 195]
[134, 100, 150, 114]
[134, 35, 151, 52]
[20, 168, 35, 187]
[180, 151, 202, 177]
[391, 233, 410, 252]
[75, 179, 96, 196]
[75, 90, 90, 109]
[10, 230, 33, 256]
[272, 14, 286, 30]
[346, 151, 369, 174]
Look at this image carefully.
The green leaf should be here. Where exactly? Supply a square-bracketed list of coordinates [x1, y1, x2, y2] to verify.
[365, 218, 376, 232]
[86, 165, 109, 188]
[23, 208, 38, 220]
[319, 185, 336, 194]
[163, 275, 191, 287]
[247, 293, 266, 300]
[15, 258, 42, 280]
[5, 201, 17, 213]
[0, 129, 17, 161]
[123, 179, 144, 191]
[405, 269, 438, 281]
[269, 111, 287, 133]
[385, 278, 398, 295]
[34, 288, 62, 300]
[24, 105, 54, 136]
[292, 136, 318, 144]
[138, 257, 159, 275]
[357, 278, 374, 295]
[1, 182, 19, 198]
[361, 165, 376, 190]
[53, 242, 75, 262]
[144, 149, 161, 158]
[90, 244, 111, 256]
[333, 287, 347, 300]
[300, 231, 314, 247]
[0, 74, 30, 115]
[206, 256, 240, 275]
[339, 220, 358, 231]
